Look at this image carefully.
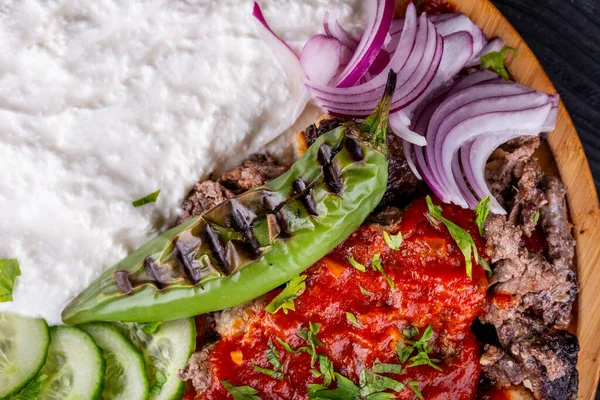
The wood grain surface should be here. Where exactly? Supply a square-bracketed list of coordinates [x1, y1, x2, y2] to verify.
[447, 1, 600, 399]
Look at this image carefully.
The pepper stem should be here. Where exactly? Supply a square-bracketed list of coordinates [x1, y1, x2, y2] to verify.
[361, 69, 397, 148]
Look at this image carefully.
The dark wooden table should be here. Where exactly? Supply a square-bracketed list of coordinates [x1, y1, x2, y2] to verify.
[491, 1, 600, 397]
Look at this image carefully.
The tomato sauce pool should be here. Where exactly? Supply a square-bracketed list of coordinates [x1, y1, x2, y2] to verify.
[193, 197, 490, 399]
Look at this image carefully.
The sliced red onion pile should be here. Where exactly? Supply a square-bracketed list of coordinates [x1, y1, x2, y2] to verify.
[252, 2, 559, 214]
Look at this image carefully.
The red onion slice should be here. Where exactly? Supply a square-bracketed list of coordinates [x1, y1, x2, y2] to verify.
[300, 35, 352, 85]
[324, 11, 359, 50]
[390, 112, 427, 146]
[462, 131, 538, 214]
[403, 141, 422, 180]
[305, 4, 418, 100]
[333, 0, 395, 88]
[252, 2, 310, 144]
[439, 103, 553, 207]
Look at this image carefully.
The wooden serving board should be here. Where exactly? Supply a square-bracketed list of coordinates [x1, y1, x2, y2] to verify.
[445, 1, 600, 398]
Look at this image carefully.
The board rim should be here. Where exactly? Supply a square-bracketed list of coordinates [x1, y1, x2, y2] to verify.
[446, 1, 600, 399]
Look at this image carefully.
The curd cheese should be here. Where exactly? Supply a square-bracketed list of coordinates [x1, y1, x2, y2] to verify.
[0, 0, 362, 324]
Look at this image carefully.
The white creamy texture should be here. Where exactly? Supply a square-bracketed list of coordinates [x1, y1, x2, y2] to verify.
[0, 0, 363, 324]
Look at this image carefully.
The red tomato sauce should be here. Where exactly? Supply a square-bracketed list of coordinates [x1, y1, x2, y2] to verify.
[196, 197, 489, 399]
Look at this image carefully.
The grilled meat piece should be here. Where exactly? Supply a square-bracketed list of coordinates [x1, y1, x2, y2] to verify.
[178, 153, 289, 224]
[219, 153, 288, 194]
[178, 181, 233, 224]
[480, 137, 579, 399]
[480, 329, 579, 400]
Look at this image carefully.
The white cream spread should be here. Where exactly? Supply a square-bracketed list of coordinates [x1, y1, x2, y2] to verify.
[0, 0, 362, 324]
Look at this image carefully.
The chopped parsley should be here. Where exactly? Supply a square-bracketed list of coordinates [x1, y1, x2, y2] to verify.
[318, 354, 336, 386]
[265, 275, 306, 315]
[348, 256, 366, 272]
[383, 231, 402, 250]
[533, 210, 540, 225]
[253, 365, 283, 380]
[426, 195, 480, 278]
[345, 312, 363, 328]
[358, 285, 373, 297]
[407, 380, 423, 400]
[277, 338, 308, 354]
[132, 189, 161, 207]
[265, 340, 282, 371]
[253, 339, 284, 380]
[399, 325, 442, 371]
[0, 258, 21, 302]
[475, 196, 491, 236]
[371, 253, 394, 290]
[480, 45, 518, 80]
[221, 380, 262, 400]
[296, 322, 324, 366]
[372, 362, 405, 374]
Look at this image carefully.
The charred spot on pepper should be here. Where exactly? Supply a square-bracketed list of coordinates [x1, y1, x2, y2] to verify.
[174, 238, 200, 285]
[230, 202, 261, 258]
[114, 270, 133, 295]
[323, 163, 343, 194]
[204, 224, 228, 270]
[144, 256, 166, 290]
[345, 134, 364, 161]
[292, 178, 318, 216]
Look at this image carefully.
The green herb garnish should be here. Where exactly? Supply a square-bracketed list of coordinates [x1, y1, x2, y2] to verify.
[371, 254, 394, 290]
[0, 259, 21, 302]
[359, 285, 373, 297]
[265, 275, 306, 315]
[372, 362, 405, 375]
[426, 196, 480, 278]
[481, 45, 518, 80]
[399, 325, 442, 371]
[132, 189, 161, 207]
[265, 340, 282, 371]
[345, 312, 363, 328]
[359, 368, 405, 397]
[533, 210, 540, 225]
[308, 373, 360, 399]
[276, 338, 308, 354]
[297, 322, 324, 366]
[221, 380, 262, 400]
[348, 256, 366, 272]
[407, 380, 423, 400]
[318, 354, 336, 387]
[475, 196, 491, 236]
[253, 365, 284, 380]
[383, 231, 402, 250]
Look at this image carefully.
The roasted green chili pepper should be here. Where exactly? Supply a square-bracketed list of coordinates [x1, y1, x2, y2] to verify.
[62, 71, 397, 324]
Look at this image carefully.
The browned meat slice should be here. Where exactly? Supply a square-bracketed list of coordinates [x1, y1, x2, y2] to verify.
[178, 153, 289, 224]
[219, 153, 288, 194]
[179, 343, 216, 392]
[380, 134, 427, 207]
[540, 176, 576, 273]
[178, 181, 233, 224]
[481, 249, 576, 338]
[479, 137, 578, 399]
[486, 136, 540, 208]
[480, 329, 579, 400]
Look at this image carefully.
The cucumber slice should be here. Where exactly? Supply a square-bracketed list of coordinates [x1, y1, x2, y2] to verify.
[114, 318, 196, 400]
[38, 326, 105, 400]
[0, 313, 50, 398]
[81, 323, 149, 400]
